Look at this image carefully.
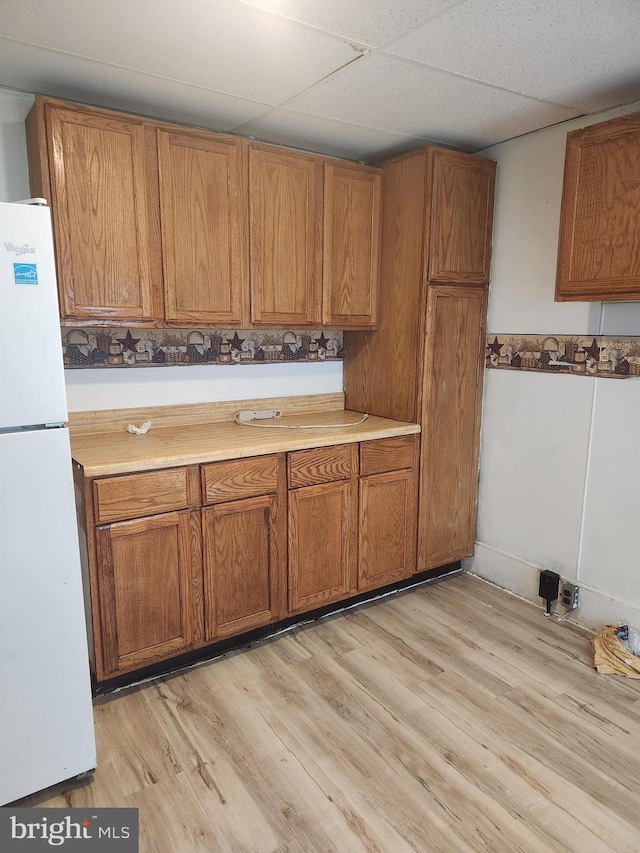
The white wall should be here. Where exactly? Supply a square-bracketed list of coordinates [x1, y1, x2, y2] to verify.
[63, 361, 342, 411]
[0, 86, 342, 413]
[469, 99, 640, 630]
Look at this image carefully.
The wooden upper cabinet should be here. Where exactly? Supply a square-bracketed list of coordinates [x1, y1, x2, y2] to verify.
[556, 111, 640, 301]
[248, 144, 323, 326]
[158, 129, 248, 325]
[427, 148, 496, 285]
[323, 163, 381, 328]
[27, 96, 385, 329]
[28, 99, 163, 323]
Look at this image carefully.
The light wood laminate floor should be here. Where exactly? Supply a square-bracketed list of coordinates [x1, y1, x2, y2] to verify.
[19, 574, 640, 852]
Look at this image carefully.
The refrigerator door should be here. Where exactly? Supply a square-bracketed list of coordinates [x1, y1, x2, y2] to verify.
[0, 201, 68, 430]
[0, 427, 96, 805]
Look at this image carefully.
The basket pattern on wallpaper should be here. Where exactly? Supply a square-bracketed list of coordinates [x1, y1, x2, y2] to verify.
[62, 328, 343, 369]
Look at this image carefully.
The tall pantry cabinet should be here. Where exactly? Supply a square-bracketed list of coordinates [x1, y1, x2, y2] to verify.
[344, 147, 496, 572]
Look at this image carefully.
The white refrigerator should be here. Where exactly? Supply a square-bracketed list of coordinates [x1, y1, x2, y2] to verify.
[0, 200, 96, 805]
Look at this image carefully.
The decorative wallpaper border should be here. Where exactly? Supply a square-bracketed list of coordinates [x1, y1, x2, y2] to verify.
[486, 334, 640, 378]
[63, 328, 343, 369]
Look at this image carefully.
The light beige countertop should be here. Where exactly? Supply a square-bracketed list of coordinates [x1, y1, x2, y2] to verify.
[70, 395, 420, 478]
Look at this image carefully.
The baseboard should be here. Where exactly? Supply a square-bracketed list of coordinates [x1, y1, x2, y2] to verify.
[464, 541, 640, 632]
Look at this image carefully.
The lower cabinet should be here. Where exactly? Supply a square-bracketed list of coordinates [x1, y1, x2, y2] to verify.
[358, 435, 418, 591]
[96, 509, 198, 678]
[287, 444, 358, 614]
[288, 479, 357, 613]
[358, 468, 416, 591]
[202, 494, 283, 640]
[82, 436, 419, 683]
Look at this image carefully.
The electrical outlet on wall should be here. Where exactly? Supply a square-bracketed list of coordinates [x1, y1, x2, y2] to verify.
[561, 581, 580, 610]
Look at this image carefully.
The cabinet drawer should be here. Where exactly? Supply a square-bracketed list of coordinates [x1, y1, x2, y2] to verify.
[202, 455, 279, 505]
[360, 435, 417, 476]
[94, 468, 190, 524]
[288, 444, 356, 488]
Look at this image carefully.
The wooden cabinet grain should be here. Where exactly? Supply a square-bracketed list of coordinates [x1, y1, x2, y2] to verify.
[158, 128, 248, 326]
[26, 99, 163, 324]
[427, 148, 495, 284]
[556, 110, 640, 301]
[359, 469, 416, 591]
[288, 479, 357, 613]
[419, 285, 487, 568]
[93, 467, 192, 524]
[287, 444, 358, 613]
[27, 95, 381, 329]
[201, 453, 285, 639]
[357, 434, 417, 589]
[202, 494, 283, 639]
[344, 146, 495, 572]
[248, 143, 323, 326]
[96, 509, 199, 677]
[78, 431, 419, 682]
[323, 163, 381, 328]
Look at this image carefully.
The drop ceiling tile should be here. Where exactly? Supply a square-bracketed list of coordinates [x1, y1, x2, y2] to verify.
[1, 0, 358, 104]
[236, 108, 437, 161]
[287, 53, 581, 150]
[387, 0, 640, 112]
[237, 0, 461, 47]
[0, 40, 273, 131]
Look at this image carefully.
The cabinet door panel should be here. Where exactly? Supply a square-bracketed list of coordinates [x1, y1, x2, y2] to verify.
[359, 469, 416, 591]
[203, 495, 281, 639]
[323, 163, 381, 328]
[288, 480, 356, 613]
[249, 145, 322, 326]
[159, 129, 248, 325]
[96, 510, 194, 677]
[556, 112, 640, 300]
[47, 105, 162, 322]
[419, 285, 487, 569]
[427, 149, 495, 285]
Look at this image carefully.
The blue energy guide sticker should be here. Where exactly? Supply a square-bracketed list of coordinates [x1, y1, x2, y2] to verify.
[13, 262, 38, 285]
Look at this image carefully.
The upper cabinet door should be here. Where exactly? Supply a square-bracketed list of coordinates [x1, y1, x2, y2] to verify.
[45, 104, 163, 323]
[249, 144, 322, 326]
[427, 149, 496, 285]
[158, 129, 248, 326]
[323, 163, 381, 328]
[556, 111, 640, 302]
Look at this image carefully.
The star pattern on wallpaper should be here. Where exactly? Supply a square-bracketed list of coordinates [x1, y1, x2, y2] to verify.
[228, 332, 245, 352]
[488, 336, 502, 357]
[486, 333, 640, 378]
[62, 328, 344, 369]
[584, 337, 602, 361]
[116, 330, 141, 353]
